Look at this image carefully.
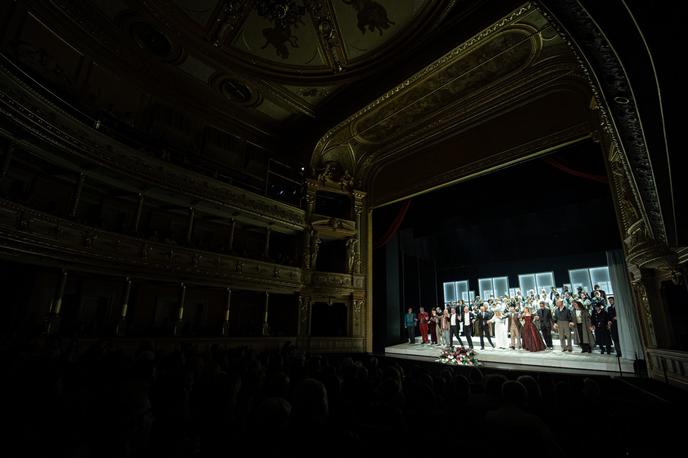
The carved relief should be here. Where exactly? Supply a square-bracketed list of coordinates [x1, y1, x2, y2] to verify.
[631, 280, 657, 348]
[256, 0, 307, 59]
[346, 237, 358, 274]
[298, 295, 311, 336]
[351, 297, 364, 336]
[309, 229, 321, 269]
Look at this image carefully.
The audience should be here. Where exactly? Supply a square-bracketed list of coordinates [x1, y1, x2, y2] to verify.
[0, 335, 684, 457]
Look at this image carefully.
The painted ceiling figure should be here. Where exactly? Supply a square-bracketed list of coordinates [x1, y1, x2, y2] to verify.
[344, 0, 395, 36]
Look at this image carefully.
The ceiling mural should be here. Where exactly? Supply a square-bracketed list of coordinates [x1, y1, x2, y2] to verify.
[34, 0, 521, 144]
[332, 0, 424, 61]
[233, 7, 326, 63]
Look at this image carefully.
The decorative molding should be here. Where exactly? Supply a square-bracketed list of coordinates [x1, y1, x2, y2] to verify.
[312, 2, 537, 160]
[628, 278, 657, 349]
[0, 197, 303, 292]
[370, 123, 590, 206]
[307, 271, 365, 292]
[540, 0, 667, 245]
[646, 349, 688, 389]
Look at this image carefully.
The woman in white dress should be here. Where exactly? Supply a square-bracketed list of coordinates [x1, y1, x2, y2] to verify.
[492, 310, 510, 349]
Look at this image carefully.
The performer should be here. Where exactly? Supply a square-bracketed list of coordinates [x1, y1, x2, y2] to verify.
[553, 300, 574, 352]
[591, 302, 612, 354]
[521, 307, 546, 352]
[404, 308, 416, 344]
[429, 308, 438, 345]
[492, 310, 509, 349]
[607, 297, 622, 357]
[462, 305, 474, 349]
[477, 306, 495, 350]
[593, 284, 607, 300]
[506, 305, 522, 350]
[535, 301, 554, 349]
[571, 300, 595, 353]
[440, 308, 450, 348]
[449, 307, 464, 348]
[418, 307, 429, 344]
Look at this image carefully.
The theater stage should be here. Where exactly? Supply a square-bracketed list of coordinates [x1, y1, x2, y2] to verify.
[385, 339, 635, 375]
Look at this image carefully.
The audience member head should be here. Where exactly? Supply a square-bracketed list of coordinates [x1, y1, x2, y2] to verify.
[501, 380, 527, 407]
[292, 378, 329, 425]
[517, 375, 542, 404]
[252, 397, 292, 430]
[484, 373, 508, 399]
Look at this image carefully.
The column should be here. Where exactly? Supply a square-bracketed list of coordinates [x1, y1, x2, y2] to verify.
[222, 288, 231, 336]
[353, 191, 365, 274]
[70, 171, 86, 218]
[262, 291, 270, 336]
[264, 225, 271, 258]
[133, 193, 144, 234]
[173, 282, 186, 336]
[186, 207, 195, 245]
[115, 277, 132, 336]
[305, 182, 317, 219]
[297, 294, 311, 337]
[47, 270, 68, 335]
[228, 218, 236, 252]
[303, 183, 317, 269]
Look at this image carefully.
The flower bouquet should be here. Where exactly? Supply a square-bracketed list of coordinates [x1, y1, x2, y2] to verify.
[436, 347, 480, 366]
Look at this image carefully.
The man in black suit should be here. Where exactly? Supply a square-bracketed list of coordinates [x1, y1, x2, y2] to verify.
[477, 305, 495, 350]
[461, 305, 475, 349]
[536, 300, 554, 349]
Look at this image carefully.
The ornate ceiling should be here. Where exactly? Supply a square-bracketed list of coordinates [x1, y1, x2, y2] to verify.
[310, 3, 593, 206]
[71, 0, 458, 126]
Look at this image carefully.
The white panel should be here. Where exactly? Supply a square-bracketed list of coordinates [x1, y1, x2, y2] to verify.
[493, 276, 509, 298]
[478, 278, 494, 301]
[519, 274, 536, 295]
[569, 269, 592, 293]
[535, 271, 555, 292]
[443, 282, 457, 303]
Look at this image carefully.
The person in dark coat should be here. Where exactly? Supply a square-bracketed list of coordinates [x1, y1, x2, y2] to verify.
[591, 302, 612, 354]
[476, 305, 495, 350]
[535, 301, 554, 349]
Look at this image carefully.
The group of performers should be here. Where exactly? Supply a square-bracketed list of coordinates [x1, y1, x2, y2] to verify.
[403, 285, 621, 356]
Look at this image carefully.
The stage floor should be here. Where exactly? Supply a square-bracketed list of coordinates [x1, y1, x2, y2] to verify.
[385, 339, 634, 375]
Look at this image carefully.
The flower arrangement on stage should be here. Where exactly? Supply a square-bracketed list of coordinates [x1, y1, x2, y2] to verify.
[436, 347, 480, 366]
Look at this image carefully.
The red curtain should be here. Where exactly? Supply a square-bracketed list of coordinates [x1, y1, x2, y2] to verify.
[375, 200, 411, 249]
[543, 157, 608, 184]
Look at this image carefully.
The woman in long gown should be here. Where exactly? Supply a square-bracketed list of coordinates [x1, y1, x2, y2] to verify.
[521, 306, 546, 352]
[492, 310, 509, 349]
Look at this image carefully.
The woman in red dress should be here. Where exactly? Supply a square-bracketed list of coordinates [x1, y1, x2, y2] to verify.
[521, 306, 546, 352]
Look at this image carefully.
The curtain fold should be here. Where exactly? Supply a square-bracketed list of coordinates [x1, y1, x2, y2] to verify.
[544, 157, 608, 183]
[606, 249, 644, 360]
[375, 200, 411, 249]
